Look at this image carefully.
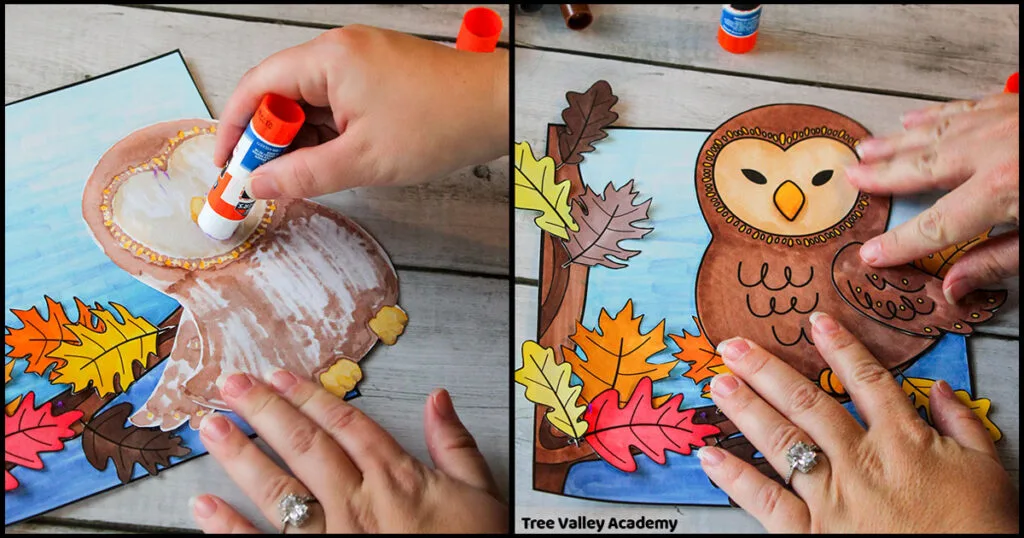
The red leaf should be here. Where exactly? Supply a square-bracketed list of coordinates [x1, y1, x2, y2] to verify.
[583, 377, 720, 472]
[4, 392, 83, 490]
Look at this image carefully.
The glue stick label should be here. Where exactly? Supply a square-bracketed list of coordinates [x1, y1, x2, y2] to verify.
[721, 5, 761, 38]
[206, 123, 289, 220]
[199, 94, 304, 239]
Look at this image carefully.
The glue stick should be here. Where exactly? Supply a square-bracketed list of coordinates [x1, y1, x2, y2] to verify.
[197, 94, 305, 240]
[718, 4, 761, 54]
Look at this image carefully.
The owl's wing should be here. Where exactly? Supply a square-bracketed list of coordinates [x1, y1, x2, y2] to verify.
[831, 242, 1006, 337]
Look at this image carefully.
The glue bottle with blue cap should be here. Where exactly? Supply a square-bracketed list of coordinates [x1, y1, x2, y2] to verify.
[197, 94, 305, 240]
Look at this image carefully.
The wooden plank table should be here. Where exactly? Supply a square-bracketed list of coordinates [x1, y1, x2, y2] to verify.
[4, 4, 509, 533]
[514, 5, 1019, 533]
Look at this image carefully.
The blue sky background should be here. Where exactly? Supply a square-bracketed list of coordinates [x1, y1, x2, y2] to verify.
[562, 128, 972, 505]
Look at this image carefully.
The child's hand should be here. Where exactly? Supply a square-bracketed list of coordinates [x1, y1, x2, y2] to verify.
[215, 24, 509, 199]
[845, 93, 1019, 303]
[189, 371, 507, 533]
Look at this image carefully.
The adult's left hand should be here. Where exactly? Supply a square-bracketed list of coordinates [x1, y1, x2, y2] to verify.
[189, 370, 508, 533]
[698, 311, 1018, 533]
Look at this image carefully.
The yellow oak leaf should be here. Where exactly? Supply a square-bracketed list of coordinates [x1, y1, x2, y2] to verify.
[514, 140, 578, 240]
[912, 230, 989, 278]
[562, 300, 677, 404]
[50, 303, 158, 397]
[4, 360, 12, 384]
[901, 377, 1002, 442]
[515, 341, 588, 439]
[368, 305, 408, 346]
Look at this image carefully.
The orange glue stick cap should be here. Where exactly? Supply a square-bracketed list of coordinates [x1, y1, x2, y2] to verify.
[456, 7, 502, 52]
[1005, 72, 1019, 94]
[253, 94, 305, 146]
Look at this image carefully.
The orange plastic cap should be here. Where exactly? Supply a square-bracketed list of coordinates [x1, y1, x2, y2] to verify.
[253, 93, 305, 146]
[718, 26, 757, 54]
[1005, 72, 1019, 94]
[456, 7, 502, 52]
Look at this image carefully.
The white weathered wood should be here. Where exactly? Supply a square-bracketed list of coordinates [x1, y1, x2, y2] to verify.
[514, 284, 1018, 533]
[515, 5, 1019, 99]
[4, 3, 509, 275]
[513, 47, 1019, 336]
[153, 4, 511, 43]
[7, 270, 508, 532]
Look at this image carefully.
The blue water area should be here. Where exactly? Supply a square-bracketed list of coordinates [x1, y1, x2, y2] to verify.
[561, 128, 973, 505]
[3, 53, 355, 525]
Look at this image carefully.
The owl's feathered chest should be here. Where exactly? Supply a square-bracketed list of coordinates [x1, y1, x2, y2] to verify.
[695, 240, 848, 373]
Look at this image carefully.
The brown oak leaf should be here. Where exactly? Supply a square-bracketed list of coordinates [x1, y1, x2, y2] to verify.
[562, 180, 653, 269]
[557, 80, 619, 166]
[81, 402, 191, 483]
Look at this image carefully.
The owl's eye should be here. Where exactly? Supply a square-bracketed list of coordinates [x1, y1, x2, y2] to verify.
[811, 170, 834, 186]
[741, 168, 768, 185]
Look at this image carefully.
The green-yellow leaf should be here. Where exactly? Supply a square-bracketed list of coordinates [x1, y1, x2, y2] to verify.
[515, 340, 588, 439]
[51, 303, 158, 397]
[901, 377, 1002, 442]
[514, 141, 578, 240]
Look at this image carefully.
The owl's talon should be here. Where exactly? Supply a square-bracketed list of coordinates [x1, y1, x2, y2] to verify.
[819, 368, 846, 395]
[369, 305, 408, 345]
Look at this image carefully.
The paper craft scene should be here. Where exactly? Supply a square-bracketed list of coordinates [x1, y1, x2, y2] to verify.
[6, 4, 510, 533]
[515, 83, 1010, 505]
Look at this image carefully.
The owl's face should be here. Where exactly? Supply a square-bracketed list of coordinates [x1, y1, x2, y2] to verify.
[713, 137, 860, 236]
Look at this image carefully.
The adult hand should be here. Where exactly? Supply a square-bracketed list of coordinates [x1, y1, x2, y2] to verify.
[698, 311, 1018, 533]
[845, 93, 1019, 304]
[215, 24, 509, 199]
[189, 370, 507, 533]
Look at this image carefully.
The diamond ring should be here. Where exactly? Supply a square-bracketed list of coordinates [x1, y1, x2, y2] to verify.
[279, 493, 319, 533]
[784, 441, 822, 485]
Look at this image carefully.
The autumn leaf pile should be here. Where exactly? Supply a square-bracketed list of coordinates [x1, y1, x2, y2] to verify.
[516, 300, 724, 472]
[5, 297, 189, 492]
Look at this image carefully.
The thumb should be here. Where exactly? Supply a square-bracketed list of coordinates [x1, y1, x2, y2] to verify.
[423, 389, 501, 498]
[248, 136, 369, 199]
[930, 380, 998, 459]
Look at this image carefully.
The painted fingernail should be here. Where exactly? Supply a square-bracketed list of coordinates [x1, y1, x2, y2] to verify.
[854, 138, 885, 160]
[942, 278, 968, 305]
[933, 379, 953, 399]
[432, 389, 458, 421]
[190, 494, 217, 519]
[270, 369, 298, 393]
[249, 172, 282, 199]
[697, 446, 725, 466]
[199, 414, 231, 442]
[716, 337, 750, 362]
[710, 374, 739, 396]
[859, 240, 881, 265]
[809, 312, 839, 334]
[220, 373, 253, 398]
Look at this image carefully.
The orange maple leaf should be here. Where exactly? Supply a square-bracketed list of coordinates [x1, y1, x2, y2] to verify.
[4, 297, 100, 379]
[668, 316, 724, 385]
[562, 300, 677, 404]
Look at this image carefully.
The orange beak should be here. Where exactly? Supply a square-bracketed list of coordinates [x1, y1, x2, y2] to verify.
[774, 180, 805, 221]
